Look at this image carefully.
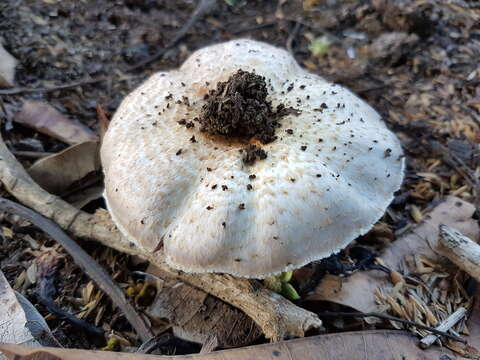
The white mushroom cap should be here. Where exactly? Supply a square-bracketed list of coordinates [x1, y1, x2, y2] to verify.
[101, 39, 405, 278]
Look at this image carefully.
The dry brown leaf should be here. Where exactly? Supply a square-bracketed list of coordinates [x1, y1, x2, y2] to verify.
[314, 196, 479, 314]
[307, 274, 342, 301]
[28, 141, 100, 194]
[0, 330, 459, 360]
[14, 101, 98, 145]
[0, 43, 16, 88]
[0, 271, 40, 349]
[0, 270, 59, 350]
[147, 265, 262, 348]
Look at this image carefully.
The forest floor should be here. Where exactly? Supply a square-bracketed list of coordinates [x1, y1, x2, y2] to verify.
[0, 0, 479, 356]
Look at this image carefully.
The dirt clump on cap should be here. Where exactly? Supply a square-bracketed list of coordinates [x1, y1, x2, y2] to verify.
[198, 69, 296, 165]
[198, 69, 283, 144]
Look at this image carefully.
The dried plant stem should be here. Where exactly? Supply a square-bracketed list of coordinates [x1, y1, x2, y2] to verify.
[438, 224, 480, 282]
[0, 197, 153, 342]
[317, 312, 466, 344]
[419, 307, 467, 349]
[0, 134, 322, 341]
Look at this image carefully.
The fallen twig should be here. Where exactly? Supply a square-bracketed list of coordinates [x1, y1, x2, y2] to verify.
[0, 197, 153, 342]
[230, 22, 276, 35]
[430, 141, 476, 188]
[317, 312, 466, 344]
[438, 224, 480, 282]
[0, 133, 322, 341]
[126, 0, 217, 72]
[419, 307, 467, 349]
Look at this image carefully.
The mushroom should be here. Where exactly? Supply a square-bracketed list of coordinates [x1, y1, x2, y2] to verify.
[101, 39, 404, 279]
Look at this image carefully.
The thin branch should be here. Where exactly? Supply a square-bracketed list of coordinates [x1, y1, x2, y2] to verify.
[126, 0, 217, 72]
[316, 312, 466, 344]
[230, 22, 276, 35]
[430, 141, 476, 188]
[430, 140, 480, 213]
[0, 197, 153, 342]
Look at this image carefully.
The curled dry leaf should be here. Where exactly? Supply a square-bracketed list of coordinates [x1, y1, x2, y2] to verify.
[314, 196, 479, 314]
[147, 265, 262, 348]
[28, 141, 101, 195]
[0, 43, 16, 88]
[0, 271, 57, 351]
[0, 330, 458, 360]
[14, 101, 98, 145]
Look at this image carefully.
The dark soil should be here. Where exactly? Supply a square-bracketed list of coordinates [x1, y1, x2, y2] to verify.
[241, 144, 268, 165]
[198, 70, 279, 144]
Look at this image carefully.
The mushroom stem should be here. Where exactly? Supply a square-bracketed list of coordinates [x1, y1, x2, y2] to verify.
[0, 134, 322, 341]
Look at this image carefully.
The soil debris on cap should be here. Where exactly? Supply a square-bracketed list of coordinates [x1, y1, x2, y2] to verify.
[197, 69, 281, 144]
[242, 145, 267, 165]
[197, 69, 298, 165]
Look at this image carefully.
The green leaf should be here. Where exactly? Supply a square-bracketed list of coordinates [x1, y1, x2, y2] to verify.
[281, 282, 301, 301]
[263, 276, 282, 293]
[279, 271, 293, 283]
[308, 36, 331, 57]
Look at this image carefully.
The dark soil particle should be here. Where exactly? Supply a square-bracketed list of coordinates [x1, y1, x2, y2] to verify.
[242, 145, 267, 165]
